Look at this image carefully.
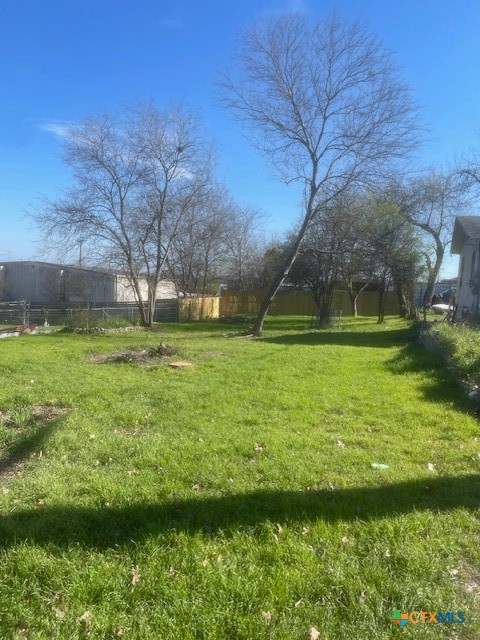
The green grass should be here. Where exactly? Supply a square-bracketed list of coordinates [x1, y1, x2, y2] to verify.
[0, 316, 478, 639]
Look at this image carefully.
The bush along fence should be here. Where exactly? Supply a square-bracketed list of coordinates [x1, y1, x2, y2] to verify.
[419, 324, 478, 400]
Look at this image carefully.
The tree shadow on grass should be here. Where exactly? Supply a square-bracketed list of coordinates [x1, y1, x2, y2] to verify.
[0, 420, 61, 481]
[260, 327, 416, 348]
[386, 341, 475, 414]
[0, 475, 478, 549]
[263, 325, 476, 415]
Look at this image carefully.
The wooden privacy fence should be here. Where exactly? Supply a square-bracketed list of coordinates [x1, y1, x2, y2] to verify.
[178, 297, 220, 321]
[219, 289, 400, 318]
[177, 290, 400, 320]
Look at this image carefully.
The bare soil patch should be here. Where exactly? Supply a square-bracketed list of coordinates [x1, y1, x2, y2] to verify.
[89, 342, 178, 364]
[0, 404, 69, 428]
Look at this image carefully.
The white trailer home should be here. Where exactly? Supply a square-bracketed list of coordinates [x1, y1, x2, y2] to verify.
[0, 261, 176, 304]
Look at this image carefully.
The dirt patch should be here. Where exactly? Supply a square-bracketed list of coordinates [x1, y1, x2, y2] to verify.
[0, 404, 69, 428]
[31, 404, 70, 421]
[90, 342, 178, 364]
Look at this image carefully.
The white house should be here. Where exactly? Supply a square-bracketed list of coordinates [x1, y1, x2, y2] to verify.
[451, 216, 480, 315]
[0, 261, 176, 304]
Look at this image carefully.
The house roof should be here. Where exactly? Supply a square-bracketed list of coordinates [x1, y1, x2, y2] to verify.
[0, 260, 135, 277]
[451, 216, 480, 254]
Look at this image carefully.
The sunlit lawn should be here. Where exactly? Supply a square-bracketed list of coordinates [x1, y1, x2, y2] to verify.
[0, 316, 478, 639]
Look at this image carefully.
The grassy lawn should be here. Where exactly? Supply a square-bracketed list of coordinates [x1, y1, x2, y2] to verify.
[0, 316, 478, 639]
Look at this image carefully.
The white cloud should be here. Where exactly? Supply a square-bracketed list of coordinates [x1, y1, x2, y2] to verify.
[39, 121, 75, 138]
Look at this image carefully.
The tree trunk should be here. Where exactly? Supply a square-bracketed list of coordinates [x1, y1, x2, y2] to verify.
[352, 294, 358, 317]
[346, 285, 357, 316]
[252, 211, 313, 337]
[393, 277, 409, 318]
[146, 286, 156, 327]
[377, 281, 387, 323]
[315, 285, 336, 328]
[131, 277, 148, 327]
[346, 279, 369, 317]
[422, 242, 444, 311]
[316, 301, 332, 328]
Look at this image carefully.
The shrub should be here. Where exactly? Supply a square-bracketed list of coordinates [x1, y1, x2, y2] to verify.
[434, 323, 480, 385]
[63, 311, 136, 331]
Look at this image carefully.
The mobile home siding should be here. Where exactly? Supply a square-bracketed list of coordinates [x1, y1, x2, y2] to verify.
[0, 261, 176, 304]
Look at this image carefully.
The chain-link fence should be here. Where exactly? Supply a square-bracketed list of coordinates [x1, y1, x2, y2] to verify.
[0, 300, 179, 326]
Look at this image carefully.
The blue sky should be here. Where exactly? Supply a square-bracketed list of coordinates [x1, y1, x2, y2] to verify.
[1, 0, 480, 277]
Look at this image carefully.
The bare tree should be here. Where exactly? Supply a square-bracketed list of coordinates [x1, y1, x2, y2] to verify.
[460, 144, 480, 187]
[166, 189, 266, 295]
[365, 199, 424, 321]
[390, 169, 466, 316]
[328, 194, 373, 317]
[166, 188, 231, 296]
[223, 203, 266, 291]
[130, 105, 216, 321]
[221, 12, 421, 335]
[33, 104, 215, 326]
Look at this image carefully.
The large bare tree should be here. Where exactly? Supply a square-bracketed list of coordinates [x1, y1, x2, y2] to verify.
[34, 104, 215, 326]
[166, 189, 266, 295]
[387, 168, 467, 316]
[221, 12, 422, 335]
[166, 188, 231, 296]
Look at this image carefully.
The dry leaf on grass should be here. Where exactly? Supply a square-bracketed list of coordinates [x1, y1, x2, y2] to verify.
[131, 565, 141, 586]
[77, 610, 92, 623]
[309, 626, 320, 640]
